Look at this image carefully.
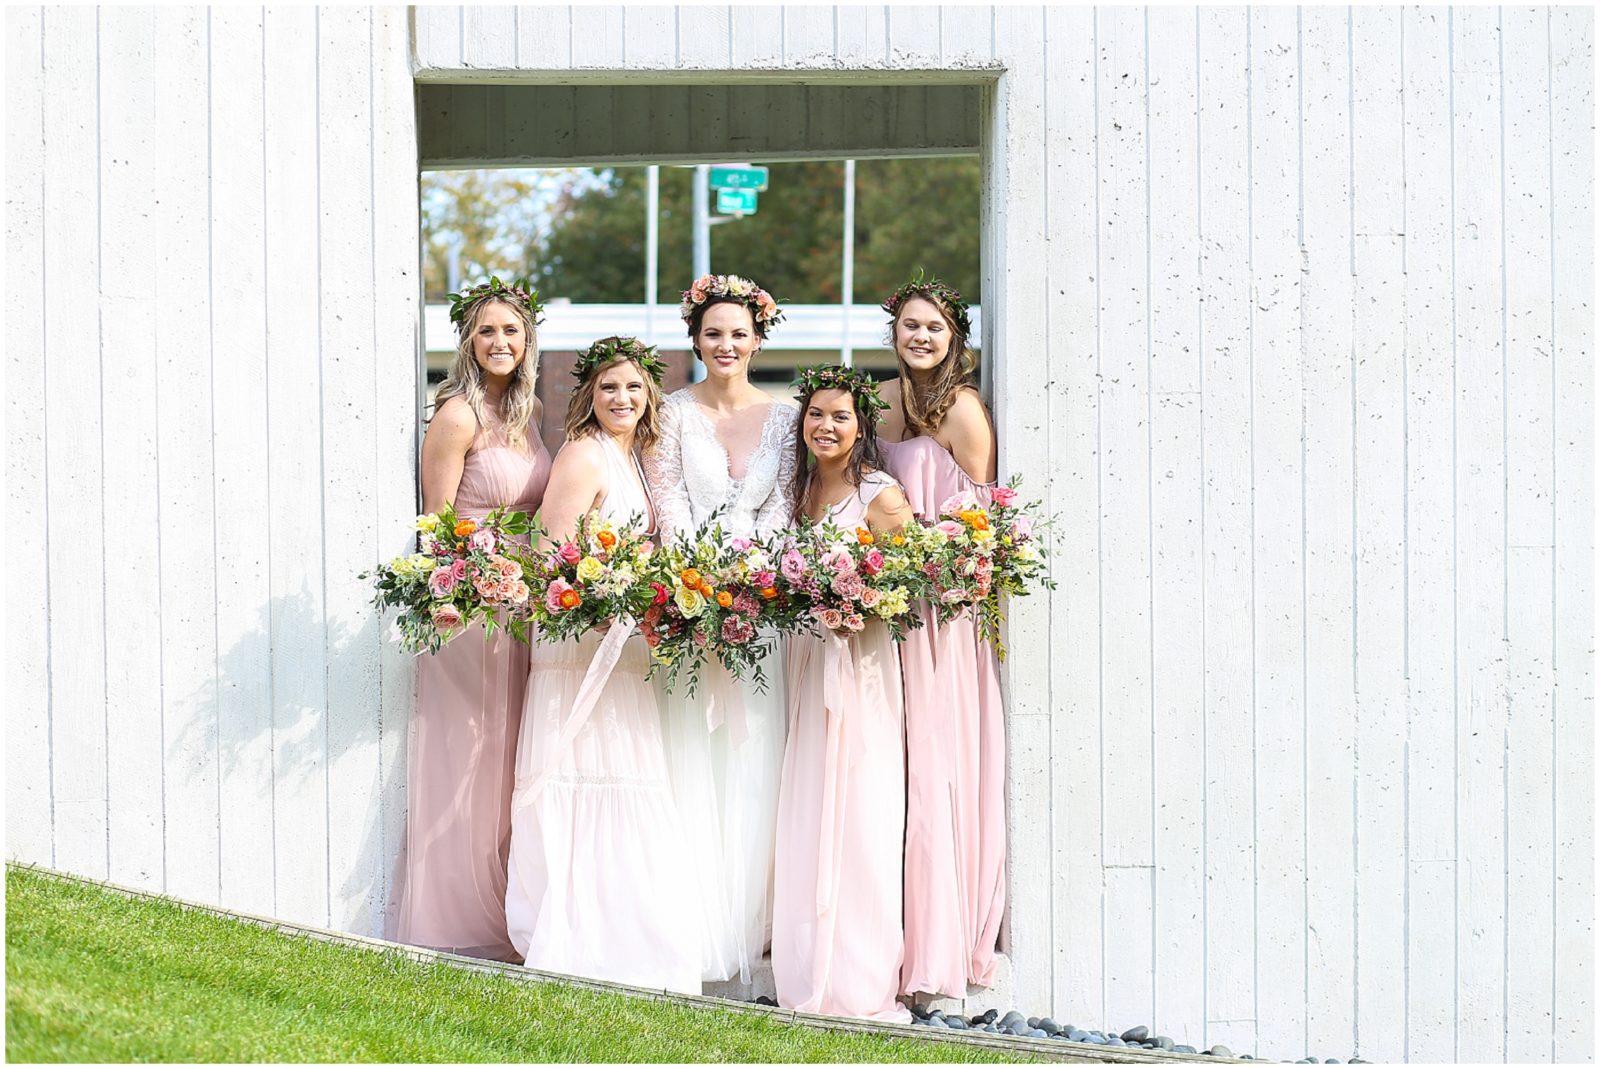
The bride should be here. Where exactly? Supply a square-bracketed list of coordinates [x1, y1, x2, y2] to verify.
[642, 273, 795, 984]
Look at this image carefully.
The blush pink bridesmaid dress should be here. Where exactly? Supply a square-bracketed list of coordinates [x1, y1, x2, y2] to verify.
[771, 469, 912, 1023]
[389, 419, 551, 961]
[879, 435, 1007, 998]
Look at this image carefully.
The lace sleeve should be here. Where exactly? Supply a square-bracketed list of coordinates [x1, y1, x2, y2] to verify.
[642, 393, 694, 543]
[754, 402, 801, 540]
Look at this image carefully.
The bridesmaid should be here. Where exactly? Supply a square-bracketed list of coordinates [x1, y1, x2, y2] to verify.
[641, 273, 795, 985]
[503, 337, 699, 993]
[876, 275, 1006, 998]
[771, 365, 915, 1023]
[390, 279, 551, 961]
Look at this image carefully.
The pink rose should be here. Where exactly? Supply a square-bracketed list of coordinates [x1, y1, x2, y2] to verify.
[689, 278, 710, 302]
[1011, 516, 1034, 540]
[753, 569, 776, 589]
[428, 567, 459, 597]
[817, 607, 844, 631]
[935, 520, 964, 539]
[638, 540, 656, 557]
[508, 580, 530, 605]
[450, 558, 468, 580]
[859, 586, 882, 608]
[495, 556, 522, 580]
[470, 529, 496, 552]
[940, 491, 977, 515]
[843, 612, 865, 632]
[731, 537, 754, 552]
[757, 292, 778, 320]
[558, 542, 581, 565]
[941, 588, 969, 605]
[990, 485, 1018, 507]
[431, 604, 464, 633]
[823, 549, 855, 575]
[861, 548, 885, 575]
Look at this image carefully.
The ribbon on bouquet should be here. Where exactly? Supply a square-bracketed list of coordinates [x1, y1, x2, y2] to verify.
[813, 631, 860, 916]
[513, 616, 637, 806]
[702, 659, 750, 748]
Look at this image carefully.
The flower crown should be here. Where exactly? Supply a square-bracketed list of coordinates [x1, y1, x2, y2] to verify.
[792, 364, 890, 418]
[448, 276, 546, 331]
[574, 336, 667, 384]
[881, 270, 972, 338]
[679, 273, 785, 329]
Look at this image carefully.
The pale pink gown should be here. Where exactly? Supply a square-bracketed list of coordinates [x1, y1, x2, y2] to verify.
[390, 420, 551, 961]
[771, 470, 912, 1023]
[879, 435, 1007, 997]
[504, 433, 701, 993]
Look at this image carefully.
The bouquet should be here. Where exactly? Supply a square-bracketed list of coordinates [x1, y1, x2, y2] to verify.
[522, 513, 660, 643]
[905, 476, 1054, 659]
[778, 519, 927, 642]
[363, 503, 534, 654]
[640, 520, 805, 694]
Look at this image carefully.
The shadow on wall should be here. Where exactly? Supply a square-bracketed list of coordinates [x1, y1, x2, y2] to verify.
[167, 587, 410, 937]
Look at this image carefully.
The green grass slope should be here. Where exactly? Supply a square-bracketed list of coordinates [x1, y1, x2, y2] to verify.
[5, 865, 1033, 1063]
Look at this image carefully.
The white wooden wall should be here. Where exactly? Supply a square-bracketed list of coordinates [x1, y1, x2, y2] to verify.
[6, 6, 1592, 1064]
[5, 6, 420, 935]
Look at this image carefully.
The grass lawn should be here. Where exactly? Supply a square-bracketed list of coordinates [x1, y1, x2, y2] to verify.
[5, 865, 1035, 1063]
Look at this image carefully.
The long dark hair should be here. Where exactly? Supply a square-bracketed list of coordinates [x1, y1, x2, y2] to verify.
[788, 377, 884, 525]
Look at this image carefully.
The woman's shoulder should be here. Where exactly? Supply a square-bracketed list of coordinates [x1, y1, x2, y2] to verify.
[858, 466, 903, 495]
[425, 394, 479, 447]
[553, 432, 605, 470]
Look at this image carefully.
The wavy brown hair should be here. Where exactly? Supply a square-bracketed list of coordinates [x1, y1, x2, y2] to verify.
[887, 288, 979, 437]
[432, 295, 541, 446]
[788, 379, 884, 525]
[562, 338, 663, 452]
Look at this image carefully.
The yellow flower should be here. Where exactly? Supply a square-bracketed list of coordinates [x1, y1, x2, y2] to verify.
[415, 513, 441, 533]
[972, 527, 995, 546]
[674, 584, 707, 619]
[576, 556, 604, 582]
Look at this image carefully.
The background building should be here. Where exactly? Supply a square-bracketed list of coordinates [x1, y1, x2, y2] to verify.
[5, 6, 1593, 1062]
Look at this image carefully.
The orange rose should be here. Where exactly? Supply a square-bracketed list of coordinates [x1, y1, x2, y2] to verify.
[716, 591, 733, 609]
[760, 586, 778, 600]
[698, 580, 713, 597]
[856, 527, 875, 545]
[558, 589, 581, 610]
[680, 568, 702, 589]
[958, 509, 990, 532]
[454, 519, 477, 537]
[596, 529, 617, 550]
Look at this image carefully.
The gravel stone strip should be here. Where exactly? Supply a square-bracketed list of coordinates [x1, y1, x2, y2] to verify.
[904, 1005, 1373, 1065]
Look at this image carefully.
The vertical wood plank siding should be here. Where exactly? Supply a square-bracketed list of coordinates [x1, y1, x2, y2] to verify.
[4, 6, 1590, 1063]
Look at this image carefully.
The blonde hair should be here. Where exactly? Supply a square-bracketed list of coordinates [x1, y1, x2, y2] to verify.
[432, 295, 540, 446]
[562, 344, 663, 452]
[889, 289, 979, 437]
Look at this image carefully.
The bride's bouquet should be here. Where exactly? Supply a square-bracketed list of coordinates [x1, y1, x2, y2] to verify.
[362, 503, 534, 654]
[521, 513, 660, 643]
[777, 519, 927, 642]
[640, 520, 803, 695]
[902, 476, 1054, 659]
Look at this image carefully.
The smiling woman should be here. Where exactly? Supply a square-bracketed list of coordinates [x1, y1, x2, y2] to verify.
[388, 280, 552, 963]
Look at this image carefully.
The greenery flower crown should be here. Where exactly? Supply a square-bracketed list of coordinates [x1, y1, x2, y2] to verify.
[574, 336, 667, 384]
[881, 270, 972, 338]
[679, 273, 785, 328]
[792, 364, 890, 419]
[448, 276, 547, 331]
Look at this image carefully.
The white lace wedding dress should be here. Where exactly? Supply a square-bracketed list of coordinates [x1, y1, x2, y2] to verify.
[642, 388, 799, 983]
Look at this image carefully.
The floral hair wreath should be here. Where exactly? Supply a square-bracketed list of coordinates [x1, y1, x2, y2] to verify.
[679, 273, 785, 329]
[448, 275, 547, 331]
[574, 336, 667, 385]
[792, 364, 890, 420]
[881, 270, 972, 338]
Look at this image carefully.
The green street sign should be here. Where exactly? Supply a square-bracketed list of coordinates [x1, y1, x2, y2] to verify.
[709, 165, 769, 191]
[716, 188, 758, 215]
